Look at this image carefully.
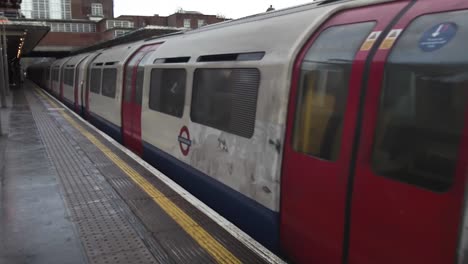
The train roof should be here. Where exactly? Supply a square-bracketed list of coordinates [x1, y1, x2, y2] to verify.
[130, 0, 391, 65]
[46, 0, 393, 70]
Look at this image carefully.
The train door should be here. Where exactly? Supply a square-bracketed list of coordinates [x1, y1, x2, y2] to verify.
[83, 53, 101, 118]
[348, 1, 468, 264]
[73, 55, 89, 113]
[59, 66, 65, 100]
[51, 66, 58, 95]
[59, 58, 72, 100]
[45, 66, 50, 90]
[122, 43, 161, 155]
[280, 1, 412, 263]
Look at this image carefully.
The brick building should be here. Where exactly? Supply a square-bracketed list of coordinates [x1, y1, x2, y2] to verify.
[72, 0, 113, 20]
[118, 11, 227, 30]
[0, 0, 22, 18]
[15, 1, 228, 57]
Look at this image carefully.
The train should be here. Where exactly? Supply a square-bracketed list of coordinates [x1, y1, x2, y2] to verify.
[27, 0, 468, 263]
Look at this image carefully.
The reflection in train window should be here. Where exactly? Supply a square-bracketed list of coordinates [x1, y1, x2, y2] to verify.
[372, 10, 468, 192]
[101, 68, 117, 98]
[292, 22, 375, 161]
[191, 68, 260, 138]
[373, 68, 468, 192]
[64, 69, 74, 86]
[124, 52, 145, 103]
[135, 51, 155, 106]
[61, 69, 66, 85]
[53, 68, 59, 82]
[149, 69, 186, 118]
[89, 68, 102, 94]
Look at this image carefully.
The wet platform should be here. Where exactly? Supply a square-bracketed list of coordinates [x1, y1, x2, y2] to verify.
[0, 81, 283, 264]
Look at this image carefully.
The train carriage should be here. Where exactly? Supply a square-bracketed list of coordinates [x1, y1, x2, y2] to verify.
[84, 42, 145, 142]
[28, 0, 468, 263]
[60, 53, 90, 112]
[49, 57, 70, 97]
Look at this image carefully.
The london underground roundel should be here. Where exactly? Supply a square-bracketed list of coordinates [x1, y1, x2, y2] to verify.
[178, 126, 191, 156]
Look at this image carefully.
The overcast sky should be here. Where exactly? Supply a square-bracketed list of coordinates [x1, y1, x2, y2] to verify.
[114, 0, 314, 19]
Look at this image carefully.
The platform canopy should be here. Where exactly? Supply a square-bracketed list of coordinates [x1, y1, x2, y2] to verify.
[0, 18, 50, 61]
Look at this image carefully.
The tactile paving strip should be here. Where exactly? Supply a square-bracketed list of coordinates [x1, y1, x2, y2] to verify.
[25, 89, 161, 264]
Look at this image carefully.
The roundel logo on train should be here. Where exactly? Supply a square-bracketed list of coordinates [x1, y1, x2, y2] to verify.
[419, 22, 457, 52]
[178, 126, 191, 156]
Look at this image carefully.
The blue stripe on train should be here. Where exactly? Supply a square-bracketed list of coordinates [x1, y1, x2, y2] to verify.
[85, 113, 280, 252]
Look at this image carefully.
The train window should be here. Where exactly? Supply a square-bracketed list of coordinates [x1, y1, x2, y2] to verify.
[149, 69, 186, 118]
[63, 69, 69, 86]
[135, 52, 154, 105]
[64, 69, 74, 86]
[124, 52, 146, 103]
[90, 68, 102, 94]
[153, 57, 190, 64]
[61, 70, 66, 85]
[191, 68, 260, 138]
[53, 68, 59, 82]
[197, 52, 265, 62]
[69, 69, 75, 86]
[292, 22, 375, 161]
[372, 10, 468, 192]
[101, 68, 117, 98]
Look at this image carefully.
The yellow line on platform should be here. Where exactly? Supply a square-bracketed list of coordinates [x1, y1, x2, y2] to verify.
[34, 88, 241, 264]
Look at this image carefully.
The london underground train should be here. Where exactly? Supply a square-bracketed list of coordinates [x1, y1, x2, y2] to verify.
[27, 0, 468, 263]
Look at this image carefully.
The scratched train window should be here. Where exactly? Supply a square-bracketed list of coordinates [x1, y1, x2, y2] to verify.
[101, 68, 117, 98]
[53, 68, 59, 82]
[64, 69, 74, 86]
[149, 69, 186, 118]
[191, 68, 260, 138]
[89, 68, 102, 94]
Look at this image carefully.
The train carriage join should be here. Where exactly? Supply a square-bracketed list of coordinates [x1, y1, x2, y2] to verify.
[27, 0, 468, 263]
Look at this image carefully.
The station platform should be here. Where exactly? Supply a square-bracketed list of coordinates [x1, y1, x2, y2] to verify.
[0, 81, 284, 264]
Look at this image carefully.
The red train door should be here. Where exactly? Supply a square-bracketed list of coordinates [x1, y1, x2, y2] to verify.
[349, 1, 468, 264]
[122, 43, 161, 155]
[280, 1, 412, 263]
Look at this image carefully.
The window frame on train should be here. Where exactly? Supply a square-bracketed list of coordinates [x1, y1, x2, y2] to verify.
[291, 22, 375, 161]
[148, 68, 187, 118]
[101, 68, 118, 98]
[190, 68, 261, 139]
[89, 67, 102, 94]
